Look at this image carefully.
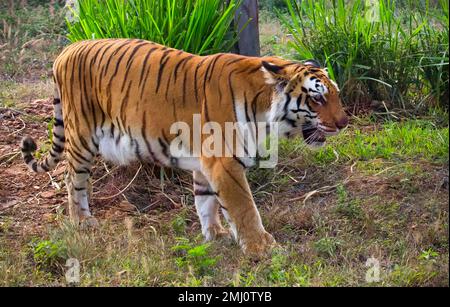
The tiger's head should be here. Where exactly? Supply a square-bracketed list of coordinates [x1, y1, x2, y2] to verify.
[262, 59, 348, 147]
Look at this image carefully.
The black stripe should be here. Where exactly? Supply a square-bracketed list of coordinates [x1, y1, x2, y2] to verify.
[194, 190, 217, 196]
[68, 161, 90, 174]
[227, 57, 245, 65]
[67, 148, 89, 165]
[207, 54, 225, 83]
[155, 49, 173, 93]
[52, 143, 64, 153]
[95, 42, 115, 67]
[40, 161, 50, 172]
[53, 133, 65, 143]
[193, 57, 208, 102]
[243, 92, 251, 123]
[120, 81, 133, 127]
[233, 155, 247, 169]
[173, 55, 194, 83]
[54, 118, 64, 127]
[91, 136, 99, 150]
[74, 168, 89, 174]
[24, 154, 33, 164]
[245, 65, 262, 75]
[121, 42, 147, 92]
[228, 68, 238, 121]
[182, 69, 188, 104]
[141, 111, 160, 164]
[138, 47, 158, 89]
[103, 41, 130, 78]
[77, 130, 96, 158]
[158, 137, 169, 158]
[219, 159, 249, 196]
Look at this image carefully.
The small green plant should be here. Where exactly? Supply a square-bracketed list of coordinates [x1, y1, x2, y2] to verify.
[232, 271, 257, 287]
[314, 237, 340, 258]
[171, 215, 187, 236]
[268, 249, 288, 283]
[66, 0, 245, 55]
[171, 238, 218, 276]
[30, 238, 68, 272]
[419, 248, 439, 261]
[335, 184, 363, 220]
[291, 264, 312, 286]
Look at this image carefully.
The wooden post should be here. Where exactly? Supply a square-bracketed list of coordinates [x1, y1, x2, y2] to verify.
[234, 0, 260, 56]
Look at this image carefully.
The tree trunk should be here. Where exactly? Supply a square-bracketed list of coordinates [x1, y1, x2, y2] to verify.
[234, 0, 260, 56]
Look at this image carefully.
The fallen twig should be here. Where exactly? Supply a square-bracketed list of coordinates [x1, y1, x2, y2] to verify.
[289, 175, 351, 205]
[93, 164, 142, 200]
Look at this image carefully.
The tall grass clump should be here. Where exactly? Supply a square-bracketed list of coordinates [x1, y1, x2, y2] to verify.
[66, 0, 244, 55]
[280, 0, 449, 112]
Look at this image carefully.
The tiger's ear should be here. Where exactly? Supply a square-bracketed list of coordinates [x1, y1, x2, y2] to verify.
[303, 59, 321, 68]
[261, 61, 289, 86]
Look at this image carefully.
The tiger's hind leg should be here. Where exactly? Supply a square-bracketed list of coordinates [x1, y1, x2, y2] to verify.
[193, 171, 230, 241]
[65, 141, 98, 228]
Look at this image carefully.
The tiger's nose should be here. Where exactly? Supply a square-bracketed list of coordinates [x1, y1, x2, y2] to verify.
[336, 116, 349, 129]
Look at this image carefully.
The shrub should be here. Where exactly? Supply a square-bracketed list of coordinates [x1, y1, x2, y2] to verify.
[66, 0, 244, 55]
[30, 238, 68, 272]
[280, 0, 449, 111]
[171, 238, 219, 276]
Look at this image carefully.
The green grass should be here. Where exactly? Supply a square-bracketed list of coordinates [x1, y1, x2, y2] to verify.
[66, 0, 243, 55]
[280, 120, 449, 165]
[279, 0, 449, 110]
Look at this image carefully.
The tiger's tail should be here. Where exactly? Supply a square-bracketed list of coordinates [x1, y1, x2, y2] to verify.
[20, 83, 65, 173]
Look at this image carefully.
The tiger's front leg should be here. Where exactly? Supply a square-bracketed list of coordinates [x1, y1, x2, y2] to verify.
[201, 157, 275, 257]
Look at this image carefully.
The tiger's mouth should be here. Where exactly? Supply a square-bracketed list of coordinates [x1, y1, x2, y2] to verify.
[301, 124, 326, 146]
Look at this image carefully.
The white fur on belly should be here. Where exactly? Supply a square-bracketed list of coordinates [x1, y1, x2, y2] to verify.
[97, 128, 201, 170]
[98, 133, 136, 165]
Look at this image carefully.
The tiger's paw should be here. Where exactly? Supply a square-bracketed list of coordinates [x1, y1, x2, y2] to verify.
[241, 231, 276, 259]
[204, 224, 232, 242]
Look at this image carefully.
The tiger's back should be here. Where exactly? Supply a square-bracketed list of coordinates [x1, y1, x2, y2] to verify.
[51, 39, 271, 169]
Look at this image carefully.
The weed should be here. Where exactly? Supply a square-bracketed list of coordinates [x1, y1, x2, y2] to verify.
[171, 238, 219, 276]
[29, 238, 68, 273]
[314, 237, 341, 258]
[171, 213, 187, 236]
[335, 184, 364, 220]
[419, 248, 439, 261]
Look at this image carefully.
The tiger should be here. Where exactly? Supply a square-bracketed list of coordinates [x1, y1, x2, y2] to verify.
[20, 38, 348, 257]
